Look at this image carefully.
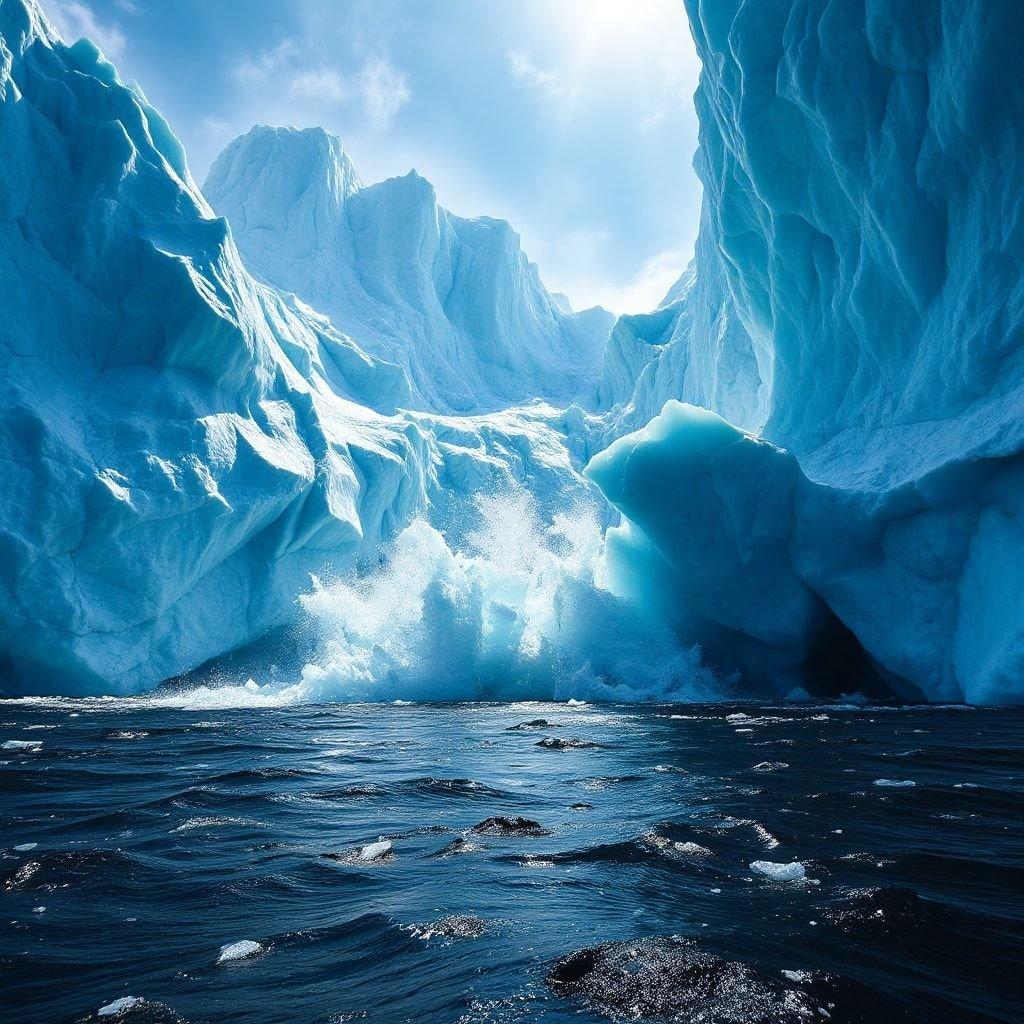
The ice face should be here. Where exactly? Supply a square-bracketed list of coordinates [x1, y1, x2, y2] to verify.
[0, 1, 599, 696]
[4, 0, 1024, 704]
[204, 126, 615, 415]
[584, 0, 1024, 704]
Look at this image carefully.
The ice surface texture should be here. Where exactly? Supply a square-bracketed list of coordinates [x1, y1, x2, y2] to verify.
[0, 0, 597, 695]
[204, 125, 614, 415]
[594, 0, 1024, 703]
[4, 0, 1024, 703]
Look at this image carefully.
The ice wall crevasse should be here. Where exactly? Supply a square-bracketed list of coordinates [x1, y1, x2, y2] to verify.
[204, 125, 615, 415]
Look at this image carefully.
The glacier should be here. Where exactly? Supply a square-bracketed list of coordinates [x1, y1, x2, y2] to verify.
[204, 125, 614, 415]
[3, 0, 1024, 705]
[594, 0, 1024, 704]
[0, 0, 615, 696]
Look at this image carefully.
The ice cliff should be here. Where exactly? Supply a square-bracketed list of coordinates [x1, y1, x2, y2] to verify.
[204, 125, 614, 415]
[594, 0, 1024, 703]
[0, 0, 604, 695]
[4, 0, 1024, 704]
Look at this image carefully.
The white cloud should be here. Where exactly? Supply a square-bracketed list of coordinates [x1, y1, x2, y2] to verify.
[45, 0, 127, 58]
[198, 116, 231, 138]
[549, 245, 690, 314]
[358, 57, 410, 128]
[230, 42, 408, 128]
[232, 38, 300, 85]
[507, 50, 561, 92]
[289, 68, 348, 103]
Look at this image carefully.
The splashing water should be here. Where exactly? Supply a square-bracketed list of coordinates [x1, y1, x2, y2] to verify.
[193, 492, 715, 706]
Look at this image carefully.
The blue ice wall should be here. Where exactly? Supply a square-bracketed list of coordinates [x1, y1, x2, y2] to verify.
[593, 0, 1024, 703]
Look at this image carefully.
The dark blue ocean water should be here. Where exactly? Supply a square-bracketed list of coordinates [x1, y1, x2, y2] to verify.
[2, 699, 1022, 1023]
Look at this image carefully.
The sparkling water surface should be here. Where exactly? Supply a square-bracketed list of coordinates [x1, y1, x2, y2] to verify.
[2, 700, 1022, 1023]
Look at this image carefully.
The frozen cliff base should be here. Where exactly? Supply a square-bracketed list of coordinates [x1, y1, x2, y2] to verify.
[590, 402, 1024, 705]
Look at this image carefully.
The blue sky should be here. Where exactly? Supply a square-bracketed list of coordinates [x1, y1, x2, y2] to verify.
[42, 0, 703, 313]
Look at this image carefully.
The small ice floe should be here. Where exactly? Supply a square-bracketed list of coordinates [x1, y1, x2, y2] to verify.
[32, 905, 45, 913]
[108, 731, 149, 740]
[782, 969, 811, 983]
[97, 996, 144, 1017]
[3, 739, 42, 751]
[725, 713, 750, 723]
[13, 843, 37, 852]
[873, 778, 916, 788]
[751, 761, 789, 772]
[750, 860, 807, 882]
[734, 728, 754, 734]
[358, 839, 393, 862]
[217, 939, 263, 963]
[953, 782, 979, 789]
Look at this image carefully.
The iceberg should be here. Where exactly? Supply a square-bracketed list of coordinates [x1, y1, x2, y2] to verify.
[3, 0, 1024, 705]
[0, 0, 600, 696]
[204, 125, 614, 415]
[586, 0, 1024, 704]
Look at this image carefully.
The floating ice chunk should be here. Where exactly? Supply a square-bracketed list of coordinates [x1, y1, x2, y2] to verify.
[3, 740, 42, 751]
[873, 779, 916, 788]
[751, 761, 789, 772]
[14, 843, 37, 851]
[782, 969, 811, 983]
[358, 839, 393, 862]
[750, 860, 806, 882]
[97, 996, 143, 1016]
[217, 939, 263, 963]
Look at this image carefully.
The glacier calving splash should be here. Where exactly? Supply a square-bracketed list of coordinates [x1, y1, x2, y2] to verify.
[2, 0, 1024, 704]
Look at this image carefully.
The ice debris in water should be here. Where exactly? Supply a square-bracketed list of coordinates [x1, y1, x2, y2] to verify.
[97, 996, 144, 1017]
[13, 843, 37, 851]
[218, 940, 263, 963]
[874, 779, 916, 788]
[750, 861, 807, 882]
[3, 740, 42, 751]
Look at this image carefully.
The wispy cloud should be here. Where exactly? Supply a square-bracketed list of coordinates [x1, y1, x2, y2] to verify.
[507, 50, 561, 92]
[548, 243, 690, 314]
[231, 38, 300, 85]
[358, 58, 410, 128]
[198, 116, 231, 138]
[231, 42, 409, 129]
[46, 0, 127, 58]
[289, 68, 348, 103]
